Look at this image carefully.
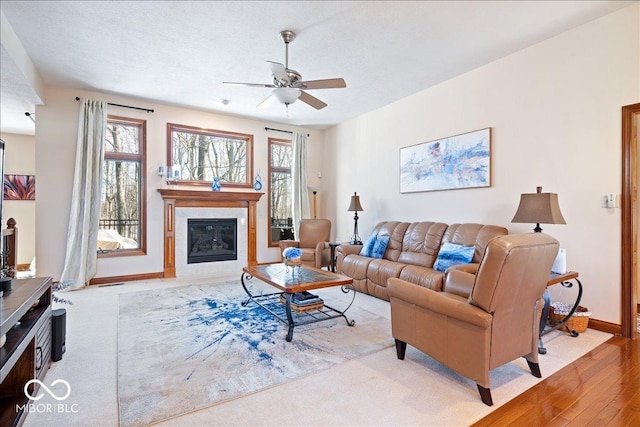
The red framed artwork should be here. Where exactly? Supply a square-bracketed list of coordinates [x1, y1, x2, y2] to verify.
[4, 174, 35, 200]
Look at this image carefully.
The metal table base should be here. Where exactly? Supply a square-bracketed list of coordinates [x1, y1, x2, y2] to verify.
[241, 272, 356, 342]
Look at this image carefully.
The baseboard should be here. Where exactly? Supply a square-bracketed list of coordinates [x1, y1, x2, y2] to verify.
[89, 272, 164, 286]
[588, 318, 621, 336]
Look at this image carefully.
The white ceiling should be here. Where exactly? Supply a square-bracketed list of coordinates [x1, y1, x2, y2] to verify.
[0, 1, 634, 135]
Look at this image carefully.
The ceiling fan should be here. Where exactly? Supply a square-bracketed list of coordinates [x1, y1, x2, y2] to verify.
[223, 30, 346, 110]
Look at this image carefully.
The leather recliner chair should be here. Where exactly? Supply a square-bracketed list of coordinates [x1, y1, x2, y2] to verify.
[279, 219, 332, 269]
[387, 233, 559, 406]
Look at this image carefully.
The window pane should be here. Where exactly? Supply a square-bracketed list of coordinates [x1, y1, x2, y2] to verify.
[106, 123, 139, 154]
[271, 143, 292, 168]
[271, 171, 292, 219]
[100, 159, 140, 249]
[270, 171, 293, 241]
[268, 138, 293, 246]
[171, 129, 248, 183]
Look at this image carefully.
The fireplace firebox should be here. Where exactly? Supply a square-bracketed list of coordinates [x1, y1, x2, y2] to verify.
[187, 218, 237, 264]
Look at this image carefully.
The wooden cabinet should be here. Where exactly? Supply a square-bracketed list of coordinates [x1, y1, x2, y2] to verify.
[1, 277, 53, 427]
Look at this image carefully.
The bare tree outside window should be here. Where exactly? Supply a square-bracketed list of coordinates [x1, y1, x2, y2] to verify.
[268, 138, 293, 246]
[99, 116, 146, 255]
[167, 123, 253, 187]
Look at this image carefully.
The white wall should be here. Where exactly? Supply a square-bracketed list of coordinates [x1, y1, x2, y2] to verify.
[325, 4, 639, 324]
[0, 131, 35, 265]
[34, 87, 324, 280]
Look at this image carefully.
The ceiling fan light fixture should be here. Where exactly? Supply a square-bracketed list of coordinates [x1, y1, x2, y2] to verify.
[223, 30, 345, 111]
[273, 87, 300, 105]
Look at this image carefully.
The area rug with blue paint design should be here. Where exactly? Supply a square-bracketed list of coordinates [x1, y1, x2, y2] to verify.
[117, 281, 393, 427]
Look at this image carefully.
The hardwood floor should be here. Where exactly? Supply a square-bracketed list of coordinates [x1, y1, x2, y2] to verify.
[473, 336, 640, 426]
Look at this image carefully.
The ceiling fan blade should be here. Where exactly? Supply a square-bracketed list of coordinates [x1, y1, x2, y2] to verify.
[223, 82, 276, 88]
[267, 61, 288, 83]
[298, 91, 327, 110]
[257, 94, 276, 109]
[296, 78, 346, 90]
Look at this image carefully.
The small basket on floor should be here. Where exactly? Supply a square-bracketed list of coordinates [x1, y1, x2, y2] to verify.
[549, 302, 591, 333]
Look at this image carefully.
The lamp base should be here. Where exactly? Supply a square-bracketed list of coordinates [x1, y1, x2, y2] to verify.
[351, 213, 362, 246]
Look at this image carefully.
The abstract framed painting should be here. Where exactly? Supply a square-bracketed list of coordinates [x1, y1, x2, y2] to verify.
[399, 128, 491, 193]
[4, 174, 36, 200]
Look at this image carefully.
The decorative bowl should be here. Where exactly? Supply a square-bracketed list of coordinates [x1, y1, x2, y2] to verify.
[284, 257, 302, 267]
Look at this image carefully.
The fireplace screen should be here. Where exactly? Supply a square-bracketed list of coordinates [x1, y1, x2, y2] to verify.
[187, 218, 237, 264]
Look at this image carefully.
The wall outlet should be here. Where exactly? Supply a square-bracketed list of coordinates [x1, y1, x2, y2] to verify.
[603, 193, 618, 208]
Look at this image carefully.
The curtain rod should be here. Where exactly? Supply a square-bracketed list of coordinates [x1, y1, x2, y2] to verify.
[264, 127, 309, 137]
[75, 97, 154, 113]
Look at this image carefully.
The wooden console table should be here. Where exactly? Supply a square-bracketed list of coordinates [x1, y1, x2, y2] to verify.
[1, 277, 53, 427]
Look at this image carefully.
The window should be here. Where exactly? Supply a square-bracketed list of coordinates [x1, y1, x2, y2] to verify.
[268, 138, 293, 247]
[99, 116, 146, 256]
[167, 123, 253, 188]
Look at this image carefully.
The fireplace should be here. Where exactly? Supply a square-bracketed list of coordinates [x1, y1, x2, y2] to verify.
[158, 189, 262, 278]
[187, 218, 237, 264]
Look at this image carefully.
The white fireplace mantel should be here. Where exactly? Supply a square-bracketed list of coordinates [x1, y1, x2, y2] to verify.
[158, 188, 263, 278]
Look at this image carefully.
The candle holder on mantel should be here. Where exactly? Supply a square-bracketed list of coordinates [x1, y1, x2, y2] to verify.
[160, 165, 180, 185]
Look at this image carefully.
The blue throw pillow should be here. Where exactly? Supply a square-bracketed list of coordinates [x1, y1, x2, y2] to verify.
[359, 235, 376, 257]
[359, 235, 390, 259]
[371, 235, 390, 259]
[433, 242, 475, 272]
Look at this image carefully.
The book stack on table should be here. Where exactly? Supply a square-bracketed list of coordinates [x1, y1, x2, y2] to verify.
[280, 291, 324, 313]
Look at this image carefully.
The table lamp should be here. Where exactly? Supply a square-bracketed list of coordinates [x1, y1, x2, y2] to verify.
[348, 192, 364, 245]
[511, 186, 566, 232]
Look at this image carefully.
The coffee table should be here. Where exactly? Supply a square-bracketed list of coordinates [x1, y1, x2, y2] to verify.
[241, 263, 356, 341]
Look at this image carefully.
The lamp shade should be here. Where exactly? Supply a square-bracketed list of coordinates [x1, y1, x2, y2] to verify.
[273, 87, 301, 105]
[512, 186, 566, 231]
[348, 192, 363, 212]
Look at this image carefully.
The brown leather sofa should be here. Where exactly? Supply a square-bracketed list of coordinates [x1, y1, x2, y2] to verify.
[387, 233, 560, 405]
[336, 221, 508, 300]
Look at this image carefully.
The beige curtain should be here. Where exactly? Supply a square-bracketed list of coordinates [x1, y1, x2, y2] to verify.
[59, 98, 106, 290]
[291, 132, 310, 238]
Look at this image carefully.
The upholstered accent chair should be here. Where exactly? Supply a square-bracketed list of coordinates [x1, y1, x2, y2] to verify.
[279, 219, 332, 269]
[387, 233, 559, 406]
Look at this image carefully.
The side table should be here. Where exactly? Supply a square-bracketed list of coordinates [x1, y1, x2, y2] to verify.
[538, 271, 583, 354]
[328, 242, 341, 272]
